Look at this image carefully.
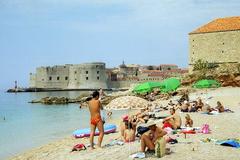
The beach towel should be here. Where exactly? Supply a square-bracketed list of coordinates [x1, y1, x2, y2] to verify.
[129, 152, 145, 159]
[216, 139, 240, 148]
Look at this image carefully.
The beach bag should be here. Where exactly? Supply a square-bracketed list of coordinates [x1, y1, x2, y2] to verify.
[201, 124, 210, 134]
[137, 126, 149, 135]
[71, 143, 86, 152]
[155, 137, 166, 158]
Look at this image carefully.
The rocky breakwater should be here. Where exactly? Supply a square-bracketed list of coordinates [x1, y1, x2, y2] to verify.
[29, 97, 82, 105]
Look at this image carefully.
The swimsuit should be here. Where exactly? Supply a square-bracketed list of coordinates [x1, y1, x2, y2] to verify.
[90, 115, 102, 125]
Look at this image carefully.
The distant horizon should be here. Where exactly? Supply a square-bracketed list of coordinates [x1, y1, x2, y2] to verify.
[1, 0, 240, 89]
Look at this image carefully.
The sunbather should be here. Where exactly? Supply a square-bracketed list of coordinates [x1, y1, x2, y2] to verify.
[124, 121, 136, 142]
[141, 120, 167, 152]
[216, 101, 225, 113]
[196, 98, 204, 111]
[163, 108, 182, 129]
[120, 115, 129, 140]
[185, 114, 193, 127]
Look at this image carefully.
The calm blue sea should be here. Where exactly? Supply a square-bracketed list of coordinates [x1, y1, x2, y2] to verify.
[0, 91, 125, 159]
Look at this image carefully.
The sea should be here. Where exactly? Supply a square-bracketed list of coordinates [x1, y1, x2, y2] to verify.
[0, 90, 126, 159]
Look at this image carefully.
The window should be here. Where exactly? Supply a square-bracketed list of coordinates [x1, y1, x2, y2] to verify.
[193, 52, 194, 54]
[86, 77, 88, 80]
[42, 79, 44, 81]
[97, 71, 99, 74]
[86, 71, 88, 74]
[57, 76, 60, 80]
[192, 39, 194, 42]
[75, 78, 77, 81]
[49, 77, 52, 81]
[74, 71, 77, 74]
[65, 77, 68, 80]
[222, 42, 225, 45]
[222, 50, 224, 53]
[97, 76, 100, 80]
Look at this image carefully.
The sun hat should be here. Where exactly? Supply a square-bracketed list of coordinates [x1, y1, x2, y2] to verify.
[122, 115, 129, 121]
[145, 120, 156, 127]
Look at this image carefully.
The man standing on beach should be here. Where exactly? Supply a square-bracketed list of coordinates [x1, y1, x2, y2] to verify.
[88, 91, 104, 149]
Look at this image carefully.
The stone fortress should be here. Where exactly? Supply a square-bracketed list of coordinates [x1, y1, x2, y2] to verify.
[29, 62, 187, 90]
[189, 16, 240, 71]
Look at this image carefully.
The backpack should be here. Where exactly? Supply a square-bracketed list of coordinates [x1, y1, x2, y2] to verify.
[137, 126, 149, 136]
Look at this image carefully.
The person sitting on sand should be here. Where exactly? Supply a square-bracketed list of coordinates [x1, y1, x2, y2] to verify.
[88, 91, 104, 149]
[196, 98, 204, 111]
[162, 108, 182, 129]
[216, 101, 225, 113]
[141, 120, 167, 152]
[124, 121, 136, 142]
[188, 101, 197, 112]
[185, 114, 193, 127]
[120, 115, 129, 140]
[180, 101, 189, 112]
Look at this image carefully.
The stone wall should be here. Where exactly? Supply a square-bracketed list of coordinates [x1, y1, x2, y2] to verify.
[34, 65, 70, 89]
[68, 63, 108, 89]
[189, 30, 240, 68]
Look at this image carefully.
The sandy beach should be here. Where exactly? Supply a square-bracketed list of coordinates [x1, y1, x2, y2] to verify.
[9, 87, 240, 160]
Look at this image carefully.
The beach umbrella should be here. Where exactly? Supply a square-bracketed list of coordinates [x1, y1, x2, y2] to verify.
[160, 77, 181, 93]
[192, 79, 221, 89]
[133, 81, 163, 94]
[104, 96, 149, 110]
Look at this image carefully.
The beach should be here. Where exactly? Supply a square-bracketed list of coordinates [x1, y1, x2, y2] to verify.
[9, 87, 240, 160]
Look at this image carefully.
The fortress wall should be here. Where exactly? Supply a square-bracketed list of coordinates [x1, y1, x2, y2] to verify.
[68, 63, 108, 89]
[189, 30, 240, 66]
[35, 65, 70, 89]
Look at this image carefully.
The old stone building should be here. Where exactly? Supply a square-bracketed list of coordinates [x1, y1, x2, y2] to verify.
[189, 16, 240, 70]
[30, 62, 187, 90]
[30, 62, 108, 89]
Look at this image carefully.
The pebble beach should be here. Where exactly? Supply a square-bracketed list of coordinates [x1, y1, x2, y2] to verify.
[9, 87, 240, 160]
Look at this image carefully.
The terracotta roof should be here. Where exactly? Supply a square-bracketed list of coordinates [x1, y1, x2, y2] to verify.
[159, 64, 178, 67]
[190, 16, 240, 34]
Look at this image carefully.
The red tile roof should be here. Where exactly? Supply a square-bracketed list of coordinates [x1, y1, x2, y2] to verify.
[190, 16, 240, 34]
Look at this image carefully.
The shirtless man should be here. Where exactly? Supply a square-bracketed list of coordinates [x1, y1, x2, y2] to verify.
[141, 120, 167, 152]
[88, 91, 104, 149]
[163, 108, 182, 129]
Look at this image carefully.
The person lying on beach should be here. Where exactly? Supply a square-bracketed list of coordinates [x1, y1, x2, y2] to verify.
[216, 101, 225, 113]
[141, 120, 167, 152]
[202, 101, 212, 114]
[162, 108, 182, 129]
[137, 109, 150, 123]
[88, 91, 104, 149]
[124, 121, 136, 142]
[168, 100, 175, 107]
[185, 114, 193, 127]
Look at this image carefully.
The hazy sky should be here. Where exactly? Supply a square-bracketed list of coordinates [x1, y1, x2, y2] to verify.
[0, 0, 240, 89]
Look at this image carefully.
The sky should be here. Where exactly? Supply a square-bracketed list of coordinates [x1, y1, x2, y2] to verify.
[0, 0, 240, 89]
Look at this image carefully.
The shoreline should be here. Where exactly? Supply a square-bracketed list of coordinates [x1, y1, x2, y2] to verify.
[6, 88, 128, 93]
[8, 87, 240, 160]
